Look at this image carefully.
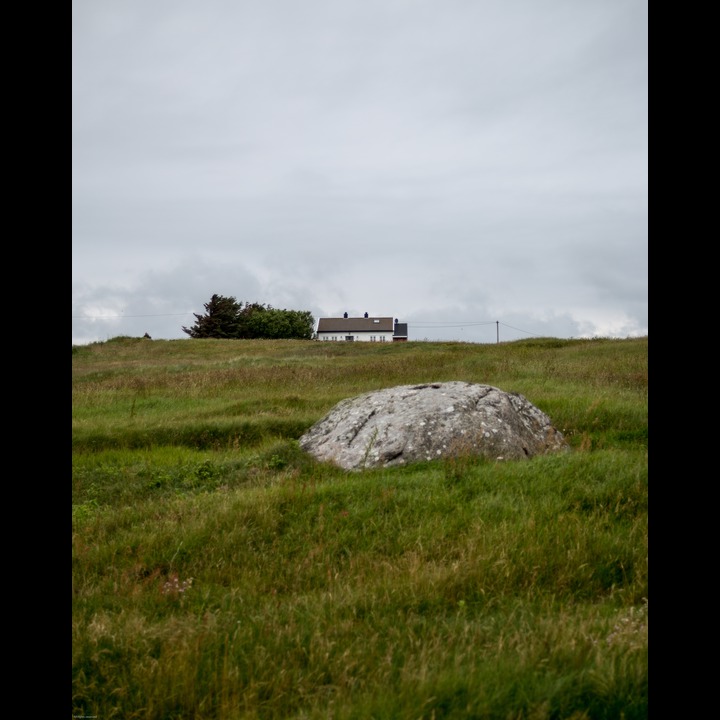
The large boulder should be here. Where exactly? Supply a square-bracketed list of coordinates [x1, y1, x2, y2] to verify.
[299, 381, 569, 470]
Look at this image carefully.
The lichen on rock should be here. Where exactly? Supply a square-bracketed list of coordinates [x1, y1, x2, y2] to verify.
[299, 381, 570, 470]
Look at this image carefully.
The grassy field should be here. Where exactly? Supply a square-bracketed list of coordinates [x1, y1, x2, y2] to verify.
[72, 335, 648, 719]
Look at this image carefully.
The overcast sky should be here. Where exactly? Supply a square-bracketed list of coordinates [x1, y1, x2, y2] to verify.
[72, 0, 647, 346]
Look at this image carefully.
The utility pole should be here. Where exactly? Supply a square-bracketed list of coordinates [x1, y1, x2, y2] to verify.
[496, 321, 499, 344]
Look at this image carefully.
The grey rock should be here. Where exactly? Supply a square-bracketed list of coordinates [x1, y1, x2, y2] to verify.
[299, 381, 570, 470]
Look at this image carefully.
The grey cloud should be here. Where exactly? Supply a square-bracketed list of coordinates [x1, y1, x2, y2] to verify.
[73, 0, 647, 345]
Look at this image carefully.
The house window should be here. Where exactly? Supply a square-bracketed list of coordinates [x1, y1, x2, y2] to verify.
[345, 335, 354, 341]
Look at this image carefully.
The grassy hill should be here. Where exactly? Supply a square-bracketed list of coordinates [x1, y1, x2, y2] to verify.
[72, 336, 648, 719]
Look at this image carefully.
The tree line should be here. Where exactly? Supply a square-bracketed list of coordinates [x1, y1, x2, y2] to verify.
[182, 294, 315, 340]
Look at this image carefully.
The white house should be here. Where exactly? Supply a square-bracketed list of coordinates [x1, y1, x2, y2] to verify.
[315, 314, 408, 342]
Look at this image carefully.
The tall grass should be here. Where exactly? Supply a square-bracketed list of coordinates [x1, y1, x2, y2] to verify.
[73, 336, 648, 719]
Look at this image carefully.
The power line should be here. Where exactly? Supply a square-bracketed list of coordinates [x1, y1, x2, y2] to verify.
[409, 321, 496, 328]
[72, 314, 542, 339]
[496, 322, 541, 337]
[409, 321, 540, 340]
[71, 313, 194, 318]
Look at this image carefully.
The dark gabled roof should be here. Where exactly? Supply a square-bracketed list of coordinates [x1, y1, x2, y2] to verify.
[317, 317, 394, 333]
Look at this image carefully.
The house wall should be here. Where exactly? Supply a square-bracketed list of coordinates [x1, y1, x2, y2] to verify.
[316, 331, 395, 342]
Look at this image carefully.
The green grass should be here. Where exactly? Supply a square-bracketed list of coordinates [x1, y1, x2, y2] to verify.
[73, 336, 648, 719]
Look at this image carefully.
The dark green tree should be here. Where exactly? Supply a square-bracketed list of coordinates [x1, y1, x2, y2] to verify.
[236, 302, 267, 339]
[181, 294, 243, 338]
[240, 304, 315, 339]
[183, 296, 315, 340]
